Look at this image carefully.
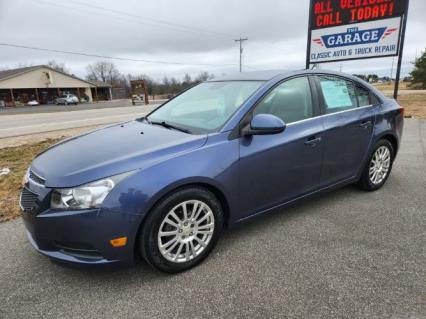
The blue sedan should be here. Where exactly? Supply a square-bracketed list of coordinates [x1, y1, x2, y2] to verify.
[21, 70, 404, 272]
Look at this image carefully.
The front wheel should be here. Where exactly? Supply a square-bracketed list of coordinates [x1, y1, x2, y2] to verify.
[358, 139, 394, 191]
[139, 187, 223, 273]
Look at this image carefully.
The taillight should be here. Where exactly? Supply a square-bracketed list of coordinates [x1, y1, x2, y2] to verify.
[399, 106, 405, 117]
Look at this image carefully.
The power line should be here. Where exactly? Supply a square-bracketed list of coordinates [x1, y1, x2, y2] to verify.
[37, 0, 237, 39]
[0, 42, 239, 67]
[234, 37, 248, 73]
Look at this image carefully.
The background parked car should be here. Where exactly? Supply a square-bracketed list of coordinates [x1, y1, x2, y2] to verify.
[56, 94, 79, 105]
[27, 100, 39, 106]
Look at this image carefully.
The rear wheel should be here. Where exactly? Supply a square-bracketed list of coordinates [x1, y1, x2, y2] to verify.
[139, 187, 223, 273]
[358, 139, 394, 191]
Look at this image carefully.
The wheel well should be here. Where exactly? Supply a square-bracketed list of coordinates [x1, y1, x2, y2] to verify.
[381, 134, 398, 155]
[133, 182, 231, 261]
[195, 183, 230, 228]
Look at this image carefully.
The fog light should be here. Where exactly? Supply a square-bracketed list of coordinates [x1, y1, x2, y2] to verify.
[110, 237, 127, 247]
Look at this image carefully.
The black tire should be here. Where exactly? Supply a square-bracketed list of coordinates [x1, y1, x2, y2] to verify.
[139, 186, 223, 273]
[358, 139, 394, 191]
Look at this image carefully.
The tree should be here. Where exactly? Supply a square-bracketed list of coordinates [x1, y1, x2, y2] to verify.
[195, 71, 211, 82]
[353, 74, 367, 81]
[367, 74, 379, 83]
[182, 73, 191, 84]
[86, 61, 121, 86]
[47, 60, 70, 74]
[410, 49, 426, 89]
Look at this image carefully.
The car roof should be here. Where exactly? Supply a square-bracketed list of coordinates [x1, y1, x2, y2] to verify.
[209, 70, 292, 81]
[208, 69, 385, 99]
[209, 69, 360, 82]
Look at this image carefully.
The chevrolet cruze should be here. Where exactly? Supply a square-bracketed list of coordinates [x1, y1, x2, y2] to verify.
[21, 70, 404, 273]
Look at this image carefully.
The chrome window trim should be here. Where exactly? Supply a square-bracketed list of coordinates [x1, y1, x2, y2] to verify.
[286, 104, 375, 127]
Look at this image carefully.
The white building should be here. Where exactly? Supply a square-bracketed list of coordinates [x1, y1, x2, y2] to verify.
[0, 65, 111, 107]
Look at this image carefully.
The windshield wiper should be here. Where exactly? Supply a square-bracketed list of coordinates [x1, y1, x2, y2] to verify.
[149, 120, 191, 134]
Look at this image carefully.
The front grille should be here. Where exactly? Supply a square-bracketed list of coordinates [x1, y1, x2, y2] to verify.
[20, 188, 39, 212]
[29, 170, 45, 185]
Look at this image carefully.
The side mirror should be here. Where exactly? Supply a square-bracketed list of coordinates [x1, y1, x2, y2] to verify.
[242, 114, 286, 136]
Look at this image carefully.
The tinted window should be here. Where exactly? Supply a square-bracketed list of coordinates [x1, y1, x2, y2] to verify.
[357, 86, 371, 107]
[318, 76, 357, 114]
[254, 77, 313, 124]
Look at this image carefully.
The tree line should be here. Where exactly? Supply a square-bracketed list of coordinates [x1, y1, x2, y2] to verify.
[84, 61, 214, 98]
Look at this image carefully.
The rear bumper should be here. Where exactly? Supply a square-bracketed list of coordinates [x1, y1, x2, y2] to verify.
[22, 207, 141, 266]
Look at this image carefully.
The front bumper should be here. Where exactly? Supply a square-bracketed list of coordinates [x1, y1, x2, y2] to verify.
[21, 188, 141, 266]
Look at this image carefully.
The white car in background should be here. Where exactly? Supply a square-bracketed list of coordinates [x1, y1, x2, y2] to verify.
[56, 94, 79, 105]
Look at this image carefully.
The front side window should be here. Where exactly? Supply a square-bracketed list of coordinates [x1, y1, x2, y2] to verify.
[318, 76, 357, 114]
[147, 81, 263, 133]
[253, 77, 313, 124]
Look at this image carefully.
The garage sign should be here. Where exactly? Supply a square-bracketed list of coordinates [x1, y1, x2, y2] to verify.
[306, 0, 408, 64]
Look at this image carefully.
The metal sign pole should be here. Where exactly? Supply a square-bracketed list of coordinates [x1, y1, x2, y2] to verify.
[305, 0, 314, 69]
[393, 0, 410, 100]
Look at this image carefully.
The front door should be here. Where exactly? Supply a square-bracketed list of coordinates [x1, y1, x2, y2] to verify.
[238, 76, 324, 220]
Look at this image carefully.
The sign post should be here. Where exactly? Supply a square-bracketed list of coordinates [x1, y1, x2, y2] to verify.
[393, 0, 409, 99]
[306, 0, 409, 99]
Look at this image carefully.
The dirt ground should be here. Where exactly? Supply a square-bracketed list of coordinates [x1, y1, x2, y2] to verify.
[0, 139, 60, 222]
[395, 94, 426, 118]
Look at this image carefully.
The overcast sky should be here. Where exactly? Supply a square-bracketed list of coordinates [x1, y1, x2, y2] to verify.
[0, 0, 424, 81]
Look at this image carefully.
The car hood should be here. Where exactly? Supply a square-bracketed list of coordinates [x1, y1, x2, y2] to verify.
[31, 120, 207, 188]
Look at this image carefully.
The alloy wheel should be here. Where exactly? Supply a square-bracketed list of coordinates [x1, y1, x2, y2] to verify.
[157, 200, 215, 263]
[369, 146, 391, 185]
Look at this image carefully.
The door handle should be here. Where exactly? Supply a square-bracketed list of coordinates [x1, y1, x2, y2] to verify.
[304, 136, 321, 147]
[359, 121, 372, 128]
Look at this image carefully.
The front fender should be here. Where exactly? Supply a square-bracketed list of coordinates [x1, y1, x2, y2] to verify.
[100, 133, 240, 256]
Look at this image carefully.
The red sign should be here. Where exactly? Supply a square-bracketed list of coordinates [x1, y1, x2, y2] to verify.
[311, 0, 406, 29]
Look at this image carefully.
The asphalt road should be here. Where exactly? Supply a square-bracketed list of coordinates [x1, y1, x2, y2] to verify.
[0, 119, 425, 319]
[0, 103, 159, 139]
[0, 99, 167, 115]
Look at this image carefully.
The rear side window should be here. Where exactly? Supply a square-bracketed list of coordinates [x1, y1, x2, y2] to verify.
[357, 86, 371, 107]
[370, 93, 380, 105]
[253, 77, 313, 124]
[317, 76, 357, 114]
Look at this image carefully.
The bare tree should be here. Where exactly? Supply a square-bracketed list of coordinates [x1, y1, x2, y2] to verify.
[86, 61, 121, 86]
[195, 71, 213, 82]
[47, 60, 70, 74]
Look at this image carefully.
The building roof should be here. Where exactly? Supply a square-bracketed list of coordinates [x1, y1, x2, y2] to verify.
[0, 65, 96, 87]
[88, 80, 112, 88]
[0, 66, 41, 81]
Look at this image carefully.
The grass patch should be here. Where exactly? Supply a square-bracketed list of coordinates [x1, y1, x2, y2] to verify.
[0, 139, 61, 222]
[397, 94, 426, 119]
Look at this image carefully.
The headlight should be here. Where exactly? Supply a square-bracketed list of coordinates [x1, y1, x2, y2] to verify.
[50, 172, 132, 210]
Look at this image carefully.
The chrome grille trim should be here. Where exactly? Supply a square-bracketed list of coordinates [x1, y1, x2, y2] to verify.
[29, 170, 46, 186]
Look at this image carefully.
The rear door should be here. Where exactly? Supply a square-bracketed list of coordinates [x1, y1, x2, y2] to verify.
[314, 75, 377, 186]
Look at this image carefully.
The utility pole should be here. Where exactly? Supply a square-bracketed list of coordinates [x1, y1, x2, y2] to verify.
[235, 37, 248, 73]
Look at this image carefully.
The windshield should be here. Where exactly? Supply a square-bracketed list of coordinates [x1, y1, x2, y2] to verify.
[146, 81, 263, 134]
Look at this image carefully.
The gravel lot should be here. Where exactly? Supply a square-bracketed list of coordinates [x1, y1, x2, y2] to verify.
[0, 119, 425, 319]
